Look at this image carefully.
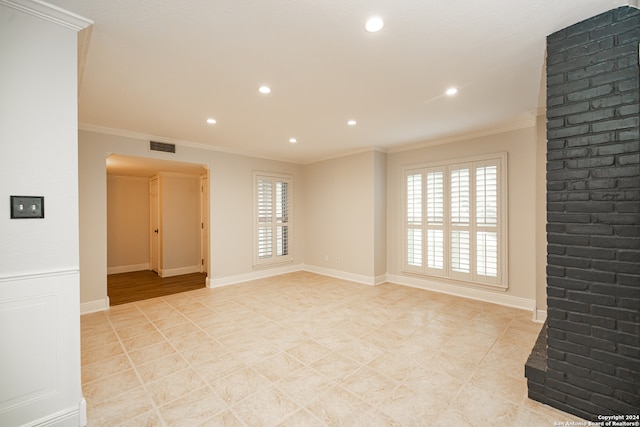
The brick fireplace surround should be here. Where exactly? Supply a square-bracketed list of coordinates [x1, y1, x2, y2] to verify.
[525, 5, 640, 421]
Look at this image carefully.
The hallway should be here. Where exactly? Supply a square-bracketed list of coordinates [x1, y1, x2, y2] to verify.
[108, 271, 206, 306]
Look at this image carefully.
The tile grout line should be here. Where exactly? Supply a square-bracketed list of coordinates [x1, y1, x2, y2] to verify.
[104, 304, 167, 427]
[83, 272, 564, 426]
[136, 296, 235, 426]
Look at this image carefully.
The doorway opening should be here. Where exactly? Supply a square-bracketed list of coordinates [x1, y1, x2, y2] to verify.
[107, 271, 205, 305]
[106, 154, 209, 305]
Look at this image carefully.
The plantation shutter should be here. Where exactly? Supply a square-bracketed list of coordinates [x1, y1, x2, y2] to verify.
[406, 171, 423, 270]
[255, 173, 292, 266]
[275, 181, 289, 257]
[425, 168, 445, 273]
[475, 161, 499, 282]
[402, 154, 506, 289]
[450, 165, 471, 280]
[257, 179, 273, 259]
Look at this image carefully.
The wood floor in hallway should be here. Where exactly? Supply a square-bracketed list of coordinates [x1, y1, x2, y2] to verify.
[107, 270, 206, 306]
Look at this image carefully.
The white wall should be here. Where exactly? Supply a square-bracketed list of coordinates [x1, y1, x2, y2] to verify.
[78, 133, 108, 309]
[78, 130, 305, 308]
[107, 175, 150, 272]
[373, 151, 388, 279]
[387, 126, 539, 310]
[0, 1, 90, 425]
[0, 7, 80, 276]
[303, 151, 381, 283]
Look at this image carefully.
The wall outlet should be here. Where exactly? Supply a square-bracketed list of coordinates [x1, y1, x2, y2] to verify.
[10, 196, 44, 219]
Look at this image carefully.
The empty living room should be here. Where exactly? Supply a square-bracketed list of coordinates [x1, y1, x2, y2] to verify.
[1, 0, 638, 426]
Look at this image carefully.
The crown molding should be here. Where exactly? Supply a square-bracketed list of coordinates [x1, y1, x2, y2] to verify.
[302, 146, 388, 165]
[77, 25, 93, 96]
[0, 0, 92, 31]
[81, 123, 390, 166]
[79, 123, 300, 165]
[81, 119, 541, 167]
[386, 117, 537, 154]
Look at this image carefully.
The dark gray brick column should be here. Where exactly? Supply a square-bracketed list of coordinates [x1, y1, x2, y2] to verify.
[526, 6, 640, 421]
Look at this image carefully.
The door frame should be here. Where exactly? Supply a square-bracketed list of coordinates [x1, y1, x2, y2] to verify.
[200, 173, 209, 275]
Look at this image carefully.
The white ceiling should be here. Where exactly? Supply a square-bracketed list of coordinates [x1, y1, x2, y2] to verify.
[47, 0, 629, 164]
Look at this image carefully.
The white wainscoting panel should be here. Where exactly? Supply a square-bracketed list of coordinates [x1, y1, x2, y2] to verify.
[0, 270, 84, 426]
[0, 294, 56, 410]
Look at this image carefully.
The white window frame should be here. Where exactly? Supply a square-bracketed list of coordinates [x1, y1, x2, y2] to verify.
[402, 153, 508, 290]
[253, 171, 293, 268]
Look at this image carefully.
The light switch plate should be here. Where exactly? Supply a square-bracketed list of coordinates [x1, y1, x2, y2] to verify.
[10, 196, 44, 219]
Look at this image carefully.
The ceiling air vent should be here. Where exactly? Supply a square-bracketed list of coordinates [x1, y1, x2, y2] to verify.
[149, 141, 176, 154]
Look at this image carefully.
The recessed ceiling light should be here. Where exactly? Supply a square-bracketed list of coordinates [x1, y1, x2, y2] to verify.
[289, 138, 297, 144]
[347, 119, 357, 126]
[365, 16, 384, 32]
[446, 87, 458, 96]
[258, 85, 271, 94]
[206, 118, 217, 124]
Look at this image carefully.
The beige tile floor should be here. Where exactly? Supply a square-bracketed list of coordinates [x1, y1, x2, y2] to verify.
[81, 271, 587, 426]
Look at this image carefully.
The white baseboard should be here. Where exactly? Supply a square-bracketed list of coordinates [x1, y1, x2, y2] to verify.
[160, 265, 201, 278]
[208, 263, 304, 288]
[90, 266, 539, 318]
[79, 397, 87, 427]
[387, 274, 536, 313]
[22, 404, 81, 427]
[374, 274, 388, 285]
[534, 309, 547, 323]
[303, 264, 379, 286]
[80, 298, 109, 315]
[209, 265, 379, 289]
[107, 263, 149, 275]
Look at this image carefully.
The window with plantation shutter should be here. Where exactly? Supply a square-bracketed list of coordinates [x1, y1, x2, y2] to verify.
[403, 153, 507, 289]
[406, 173, 423, 268]
[476, 163, 499, 279]
[426, 169, 445, 272]
[254, 172, 293, 267]
[450, 166, 471, 279]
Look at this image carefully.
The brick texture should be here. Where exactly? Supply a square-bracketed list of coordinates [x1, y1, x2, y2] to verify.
[526, 6, 640, 421]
